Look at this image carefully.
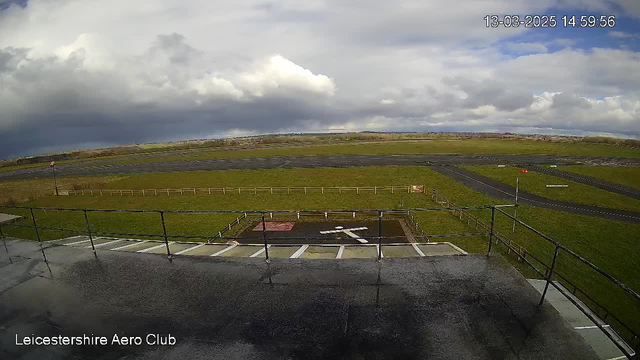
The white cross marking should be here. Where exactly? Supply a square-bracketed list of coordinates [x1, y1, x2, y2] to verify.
[320, 226, 369, 243]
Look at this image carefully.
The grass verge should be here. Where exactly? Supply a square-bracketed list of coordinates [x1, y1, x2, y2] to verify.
[462, 165, 640, 212]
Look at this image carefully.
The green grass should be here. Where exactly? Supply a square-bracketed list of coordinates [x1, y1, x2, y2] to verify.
[562, 165, 640, 190]
[92, 139, 640, 167]
[462, 165, 640, 213]
[3, 138, 638, 173]
[2, 165, 639, 342]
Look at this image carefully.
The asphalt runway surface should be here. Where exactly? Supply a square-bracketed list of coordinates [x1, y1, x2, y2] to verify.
[0, 239, 598, 360]
[433, 166, 640, 224]
[3, 154, 640, 181]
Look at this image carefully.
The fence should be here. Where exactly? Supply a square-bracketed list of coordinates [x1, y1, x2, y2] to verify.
[66, 185, 424, 196]
[0, 205, 496, 262]
[430, 189, 639, 358]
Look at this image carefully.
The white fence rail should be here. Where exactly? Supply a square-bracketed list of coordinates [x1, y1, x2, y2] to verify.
[68, 185, 426, 196]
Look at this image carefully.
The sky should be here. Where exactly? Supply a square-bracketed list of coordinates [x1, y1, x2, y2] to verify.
[1, 0, 640, 158]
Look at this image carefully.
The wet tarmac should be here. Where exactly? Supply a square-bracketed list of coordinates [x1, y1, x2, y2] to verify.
[236, 220, 407, 244]
[0, 238, 599, 359]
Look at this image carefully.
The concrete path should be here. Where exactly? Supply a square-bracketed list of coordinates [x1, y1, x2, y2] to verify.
[432, 166, 640, 224]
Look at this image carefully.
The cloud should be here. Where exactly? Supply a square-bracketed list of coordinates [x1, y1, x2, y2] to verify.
[504, 42, 548, 54]
[609, 31, 640, 39]
[0, 0, 639, 157]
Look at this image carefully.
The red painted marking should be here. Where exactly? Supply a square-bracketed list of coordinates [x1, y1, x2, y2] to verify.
[252, 222, 295, 232]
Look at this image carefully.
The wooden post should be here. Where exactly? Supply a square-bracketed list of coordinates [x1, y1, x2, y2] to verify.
[321, 187, 324, 195]
[238, 188, 241, 194]
[392, 186, 394, 194]
[288, 187, 290, 195]
[223, 188, 226, 195]
[270, 188, 273, 195]
[142, 189, 145, 196]
[120, 190, 123, 196]
[374, 186, 377, 194]
[357, 187, 359, 195]
[254, 187, 257, 195]
[99, 190, 102, 196]
[304, 187, 307, 194]
[209, 188, 211, 195]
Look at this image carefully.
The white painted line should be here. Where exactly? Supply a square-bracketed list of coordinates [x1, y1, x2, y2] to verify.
[86, 239, 122, 249]
[412, 243, 426, 257]
[445, 242, 469, 255]
[290, 245, 309, 258]
[250, 245, 270, 258]
[606, 356, 630, 360]
[574, 325, 610, 330]
[210, 244, 237, 257]
[137, 243, 169, 253]
[175, 244, 204, 255]
[112, 240, 147, 251]
[337, 245, 345, 259]
[65, 239, 91, 246]
[51, 235, 84, 242]
[320, 227, 368, 234]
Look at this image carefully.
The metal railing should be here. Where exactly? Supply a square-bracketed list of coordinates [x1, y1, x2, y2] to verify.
[1, 202, 637, 358]
[430, 189, 639, 358]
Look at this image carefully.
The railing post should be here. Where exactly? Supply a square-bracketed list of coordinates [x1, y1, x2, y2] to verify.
[539, 245, 560, 306]
[487, 207, 496, 256]
[377, 211, 383, 261]
[0, 221, 10, 263]
[262, 214, 270, 263]
[159, 211, 172, 262]
[83, 210, 97, 258]
[29, 208, 50, 268]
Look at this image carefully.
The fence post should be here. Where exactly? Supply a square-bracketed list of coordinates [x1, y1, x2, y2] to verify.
[0, 222, 10, 263]
[357, 187, 359, 195]
[487, 207, 496, 256]
[321, 187, 324, 195]
[304, 187, 307, 194]
[29, 208, 50, 268]
[407, 185, 410, 193]
[271, 188, 273, 195]
[539, 245, 560, 306]
[288, 187, 290, 195]
[223, 188, 226, 195]
[262, 214, 270, 263]
[159, 211, 172, 262]
[377, 211, 383, 261]
[392, 186, 394, 194]
[374, 186, 377, 194]
[83, 210, 97, 258]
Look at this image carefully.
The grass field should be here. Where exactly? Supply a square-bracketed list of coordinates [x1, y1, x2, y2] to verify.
[90, 139, 640, 167]
[562, 165, 640, 190]
[462, 165, 640, 212]
[1, 165, 639, 342]
[0, 175, 127, 206]
[3, 138, 640, 173]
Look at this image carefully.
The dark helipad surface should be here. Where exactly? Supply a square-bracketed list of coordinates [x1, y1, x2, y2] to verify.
[0, 239, 598, 360]
[236, 220, 407, 244]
